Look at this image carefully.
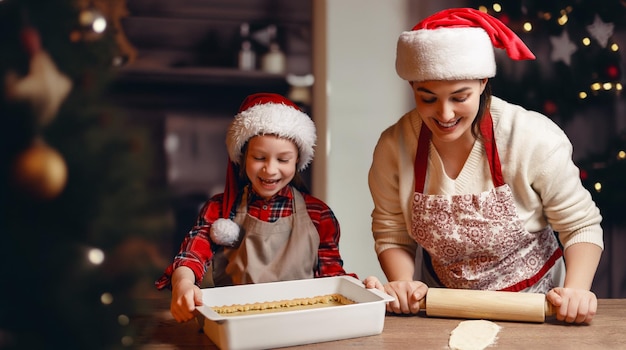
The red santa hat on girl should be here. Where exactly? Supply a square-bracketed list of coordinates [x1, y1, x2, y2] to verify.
[226, 93, 316, 172]
[396, 7, 535, 82]
[210, 93, 316, 246]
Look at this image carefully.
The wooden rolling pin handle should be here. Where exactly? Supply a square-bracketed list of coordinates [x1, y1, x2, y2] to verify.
[545, 300, 556, 316]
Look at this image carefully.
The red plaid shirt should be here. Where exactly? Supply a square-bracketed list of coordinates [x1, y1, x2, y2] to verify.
[155, 186, 357, 289]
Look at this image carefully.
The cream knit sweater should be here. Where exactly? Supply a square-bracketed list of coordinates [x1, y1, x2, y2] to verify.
[369, 96, 604, 257]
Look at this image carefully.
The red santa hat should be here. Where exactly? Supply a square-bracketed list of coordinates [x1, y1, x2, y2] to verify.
[226, 93, 316, 172]
[210, 93, 316, 246]
[396, 8, 535, 82]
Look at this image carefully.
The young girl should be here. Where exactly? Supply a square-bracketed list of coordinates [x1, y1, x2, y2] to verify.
[156, 93, 356, 323]
[363, 8, 603, 324]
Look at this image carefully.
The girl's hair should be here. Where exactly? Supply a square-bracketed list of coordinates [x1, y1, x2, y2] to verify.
[471, 80, 492, 141]
[238, 139, 311, 195]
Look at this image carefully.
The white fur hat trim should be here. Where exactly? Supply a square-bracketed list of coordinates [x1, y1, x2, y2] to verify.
[396, 27, 496, 82]
[226, 103, 316, 171]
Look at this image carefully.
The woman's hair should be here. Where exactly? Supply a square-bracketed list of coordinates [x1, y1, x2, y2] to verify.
[238, 138, 311, 195]
[471, 80, 492, 141]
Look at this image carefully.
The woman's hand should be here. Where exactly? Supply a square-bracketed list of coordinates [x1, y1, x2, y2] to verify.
[364, 276, 428, 314]
[546, 287, 597, 324]
[170, 278, 203, 323]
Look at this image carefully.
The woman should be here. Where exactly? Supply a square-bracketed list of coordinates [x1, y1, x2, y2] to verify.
[363, 8, 603, 324]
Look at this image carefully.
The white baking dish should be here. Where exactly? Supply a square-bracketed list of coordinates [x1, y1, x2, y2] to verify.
[195, 275, 394, 350]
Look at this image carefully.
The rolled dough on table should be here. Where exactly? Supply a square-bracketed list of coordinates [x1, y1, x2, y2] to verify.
[448, 319, 501, 350]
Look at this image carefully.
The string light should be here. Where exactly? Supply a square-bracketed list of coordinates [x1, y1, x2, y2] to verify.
[101, 292, 114, 305]
[121, 336, 134, 347]
[582, 37, 591, 46]
[92, 17, 107, 34]
[79, 8, 107, 34]
[618, 150, 626, 160]
[523, 22, 533, 32]
[492, 3, 502, 12]
[118, 315, 133, 347]
[594, 182, 602, 192]
[118, 314, 130, 326]
[557, 12, 568, 26]
[88, 248, 105, 265]
[607, 65, 620, 79]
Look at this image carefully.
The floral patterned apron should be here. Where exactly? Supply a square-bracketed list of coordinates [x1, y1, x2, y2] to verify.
[411, 112, 563, 292]
[211, 186, 319, 286]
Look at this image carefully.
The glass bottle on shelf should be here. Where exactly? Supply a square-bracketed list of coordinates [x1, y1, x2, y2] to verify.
[261, 25, 286, 74]
[238, 22, 256, 71]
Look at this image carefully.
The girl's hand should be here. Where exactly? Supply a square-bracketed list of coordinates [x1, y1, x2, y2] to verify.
[364, 276, 427, 314]
[546, 287, 597, 324]
[170, 279, 203, 323]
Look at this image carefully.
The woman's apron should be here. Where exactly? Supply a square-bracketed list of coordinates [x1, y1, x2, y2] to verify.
[411, 112, 563, 292]
[211, 186, 320, 286]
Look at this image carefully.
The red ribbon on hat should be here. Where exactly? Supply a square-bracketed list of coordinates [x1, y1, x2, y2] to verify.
[222, 158, 238, 220]
[413, 8, 535, 61]
[238, 92, 302, 113]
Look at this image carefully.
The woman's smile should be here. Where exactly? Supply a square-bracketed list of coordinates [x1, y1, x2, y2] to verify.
[434, 118, 461, 129]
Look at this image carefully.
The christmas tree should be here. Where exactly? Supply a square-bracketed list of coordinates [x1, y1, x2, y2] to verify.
[469, 0, 626, 224]
[1, 0, 171, 349]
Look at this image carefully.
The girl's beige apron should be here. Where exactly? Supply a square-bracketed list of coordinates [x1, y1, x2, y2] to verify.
[210, 186, 319, 286]
[411, 112, 564, 293]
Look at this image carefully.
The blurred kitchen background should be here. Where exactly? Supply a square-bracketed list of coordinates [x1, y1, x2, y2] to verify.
[1, 0, 625, 349]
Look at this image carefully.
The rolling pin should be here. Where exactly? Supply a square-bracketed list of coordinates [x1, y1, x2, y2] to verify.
[417, 288, 556, 323]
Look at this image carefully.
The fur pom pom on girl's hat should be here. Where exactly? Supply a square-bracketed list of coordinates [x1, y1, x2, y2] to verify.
[396, 7, 536, 82]
[210, 93, 316, 246]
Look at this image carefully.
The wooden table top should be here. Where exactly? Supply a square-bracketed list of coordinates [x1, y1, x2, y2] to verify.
[134, 292, 626, 350]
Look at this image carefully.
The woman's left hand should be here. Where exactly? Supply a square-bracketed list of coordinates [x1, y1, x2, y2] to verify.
[546, 287, 597, 324]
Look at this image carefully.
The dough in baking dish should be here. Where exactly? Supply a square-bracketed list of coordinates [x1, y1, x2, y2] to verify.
[212, 293, 355, 316]
[448, 319, 501, 350]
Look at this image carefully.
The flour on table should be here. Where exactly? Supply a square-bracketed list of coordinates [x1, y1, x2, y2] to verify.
[448, 319, 501, 350]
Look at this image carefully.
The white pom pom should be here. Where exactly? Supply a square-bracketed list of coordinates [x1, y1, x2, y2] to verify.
[210, 218, 240, 246]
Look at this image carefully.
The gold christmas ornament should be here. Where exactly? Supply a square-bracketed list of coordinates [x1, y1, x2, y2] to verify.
[12, 139, 68, 200]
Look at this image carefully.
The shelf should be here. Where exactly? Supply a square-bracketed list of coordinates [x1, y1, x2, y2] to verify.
[108, 61, 293, 114]
[126, 0, 311, 24]
[113, 64, 288, 87]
